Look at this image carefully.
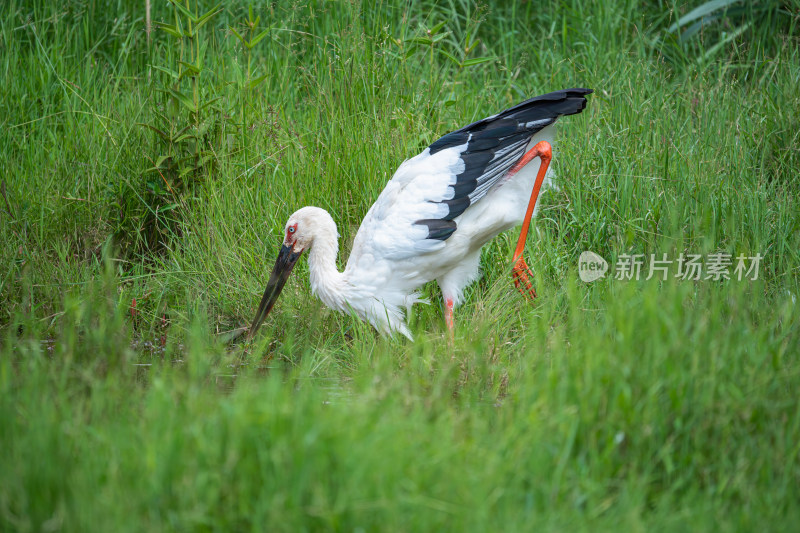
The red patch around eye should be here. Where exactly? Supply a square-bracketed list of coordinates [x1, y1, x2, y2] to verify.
[286, 223, 298, 240]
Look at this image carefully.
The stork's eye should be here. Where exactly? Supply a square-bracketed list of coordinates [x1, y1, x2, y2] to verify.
[288, 227, 296, 234]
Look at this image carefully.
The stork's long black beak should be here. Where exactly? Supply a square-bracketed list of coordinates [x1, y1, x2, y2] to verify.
[248, 244, 303, 338]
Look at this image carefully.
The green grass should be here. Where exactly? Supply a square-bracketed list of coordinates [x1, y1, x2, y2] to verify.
[1, 0, 799, 530]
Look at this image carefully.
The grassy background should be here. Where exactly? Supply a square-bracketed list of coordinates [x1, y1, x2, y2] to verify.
[2, 0, 799, 530]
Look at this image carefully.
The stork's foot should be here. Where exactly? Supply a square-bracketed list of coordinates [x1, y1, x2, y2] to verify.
[512, 258, 537, 300]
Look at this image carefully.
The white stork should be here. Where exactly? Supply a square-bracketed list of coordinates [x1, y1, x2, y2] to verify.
[249, 89, 592, 340]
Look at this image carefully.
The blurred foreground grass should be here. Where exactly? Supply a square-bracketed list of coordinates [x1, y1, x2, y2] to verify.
[3, 272, 798, 530]
[1, 0, 799, 530]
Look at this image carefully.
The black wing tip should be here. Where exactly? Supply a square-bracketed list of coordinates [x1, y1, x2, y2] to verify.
[568, 87, 593, 106]
[430, 88, 593, 151]
[533, 88, 594, 100]
[415, 219, 457, 241]
[502, 88, 593, 121]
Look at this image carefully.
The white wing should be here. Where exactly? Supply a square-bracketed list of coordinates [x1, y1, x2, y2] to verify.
[345, 144, 466, 269]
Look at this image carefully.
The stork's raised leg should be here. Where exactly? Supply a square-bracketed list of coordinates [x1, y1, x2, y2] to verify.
[507, 141, 552, 300]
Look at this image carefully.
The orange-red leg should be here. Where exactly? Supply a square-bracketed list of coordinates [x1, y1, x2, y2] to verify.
[508, 140, 552, 300]
[444, 297, 455, 335]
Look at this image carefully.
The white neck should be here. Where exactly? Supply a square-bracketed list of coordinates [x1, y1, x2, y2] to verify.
[293, 206, 414, 338]
[307, 223, 348, 312]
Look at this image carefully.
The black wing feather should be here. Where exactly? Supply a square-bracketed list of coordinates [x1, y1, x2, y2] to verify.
[423, 219, 457, 240]
[416, 88, 592, 240]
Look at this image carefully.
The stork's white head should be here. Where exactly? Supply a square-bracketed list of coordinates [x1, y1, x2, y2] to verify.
[249, 206, 337, 338]
[283, 206, 337, 254]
